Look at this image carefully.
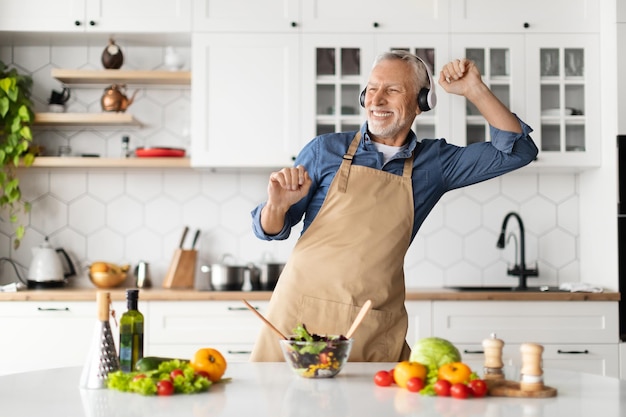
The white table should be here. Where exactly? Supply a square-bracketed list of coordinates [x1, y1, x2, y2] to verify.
[1, 363, 624, 416]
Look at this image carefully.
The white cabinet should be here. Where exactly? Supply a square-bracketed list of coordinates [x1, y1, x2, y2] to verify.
[432, 301, 620, 378]
[301, 0, 449, 33]
[449, 0, 600, 33]
[192, 0, 300, 32]
[191, 33, 300, 167]
[0, 0, 191, 33]
[451, 33, 600, 168]
[404, 301, 432, 347]
[0, 300, 125, 376]
[148, 301, 268, 363]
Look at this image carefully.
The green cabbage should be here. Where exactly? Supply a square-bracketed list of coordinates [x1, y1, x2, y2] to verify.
[409, 337, 462, 386]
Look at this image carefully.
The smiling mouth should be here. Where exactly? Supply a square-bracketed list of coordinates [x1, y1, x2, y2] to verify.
[371, 110, 393, 118]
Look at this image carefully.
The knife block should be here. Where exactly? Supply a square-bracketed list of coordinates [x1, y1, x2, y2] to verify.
[163, 249, 197, 289]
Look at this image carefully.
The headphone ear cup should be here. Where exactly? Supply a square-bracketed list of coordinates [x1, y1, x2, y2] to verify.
[417, 87, 431, 112]
[359, 88, 366, 108]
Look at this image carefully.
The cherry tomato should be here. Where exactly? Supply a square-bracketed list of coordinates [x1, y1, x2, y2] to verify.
[195, 370, 211, 380]
[433, 379, 451, 396]
[388, 368, 395, 384]
[406, 377, 425, 392]
[170, 369, 184, 379]
[450, 383, 471, 399]
[468, 379, 488, 397]
[374, 370, 393, 387]
[157, 379, 174, 396]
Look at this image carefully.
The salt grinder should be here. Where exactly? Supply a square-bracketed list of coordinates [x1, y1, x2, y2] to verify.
[519, 343, 545, 392]
[482, 333, 505, 381]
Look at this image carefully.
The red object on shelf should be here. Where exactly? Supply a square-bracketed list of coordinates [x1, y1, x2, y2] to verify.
[135, 147, 186, 158]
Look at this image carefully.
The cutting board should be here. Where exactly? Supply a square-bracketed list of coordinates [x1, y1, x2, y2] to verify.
[488, 380, 557, 398]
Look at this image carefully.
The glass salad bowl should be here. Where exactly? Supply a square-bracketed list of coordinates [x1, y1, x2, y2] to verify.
[280, 337, 352, 378]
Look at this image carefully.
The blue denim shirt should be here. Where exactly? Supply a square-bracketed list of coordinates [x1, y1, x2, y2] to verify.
[251, 116, 538, 242]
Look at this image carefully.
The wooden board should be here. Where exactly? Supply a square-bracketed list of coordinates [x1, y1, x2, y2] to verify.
[488, 380, 557, 398]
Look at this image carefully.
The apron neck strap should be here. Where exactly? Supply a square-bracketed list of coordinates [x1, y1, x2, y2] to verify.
[337, 132, 414, 192]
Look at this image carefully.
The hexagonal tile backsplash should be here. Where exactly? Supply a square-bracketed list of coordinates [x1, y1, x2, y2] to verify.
[0, 45, 580, 289]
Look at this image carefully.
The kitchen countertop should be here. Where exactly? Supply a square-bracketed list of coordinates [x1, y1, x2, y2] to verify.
[0, 287, 619, 302]
[2, 363, 624, 417]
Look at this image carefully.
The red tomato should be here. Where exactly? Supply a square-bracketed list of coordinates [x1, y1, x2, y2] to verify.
[433, 379, 451, 396]
[406, 377, 425, 392]
[132, 374, 146, 382]
[468, 379, 488, 397]
[450, 383, 471, 399]
[195, 370, 210, 380]
[170, 369, 184, 379]
[157, 379, 174, 396]
[374, 370, 393, 387]
[388, 369, 395, 384]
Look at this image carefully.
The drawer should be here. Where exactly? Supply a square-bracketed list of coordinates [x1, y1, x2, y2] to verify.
[148, 301, 268, 345]
[147, 343, 255, 363]
[432, 301, 618, 344]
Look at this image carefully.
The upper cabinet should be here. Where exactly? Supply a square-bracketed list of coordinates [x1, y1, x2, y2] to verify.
[0, 0, 191, 33]
[191, 33, 301, 168]
[192, 0, 300, 32]
[301, 0, 449, 33]
[449, 0, 600, 33]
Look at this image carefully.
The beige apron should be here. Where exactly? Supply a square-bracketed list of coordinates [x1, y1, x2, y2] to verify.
[250, 132, 414, 362]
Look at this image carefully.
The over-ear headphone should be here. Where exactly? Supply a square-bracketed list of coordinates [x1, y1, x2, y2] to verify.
[359, 54, 437, 112]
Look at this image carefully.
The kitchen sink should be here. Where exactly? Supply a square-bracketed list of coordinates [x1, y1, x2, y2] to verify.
[446, 285, 566, 292]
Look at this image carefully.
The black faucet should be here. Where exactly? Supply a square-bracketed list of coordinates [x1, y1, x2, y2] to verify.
[496, 212, 538, 290]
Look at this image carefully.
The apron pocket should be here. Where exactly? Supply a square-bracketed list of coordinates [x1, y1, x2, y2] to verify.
[298, 296, 393, 361]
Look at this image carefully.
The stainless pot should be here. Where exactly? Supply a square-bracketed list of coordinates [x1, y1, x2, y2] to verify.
[200, 255, 253, 291]
[250, 262, 285, 291]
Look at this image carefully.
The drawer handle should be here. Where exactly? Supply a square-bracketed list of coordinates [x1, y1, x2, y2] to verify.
[557, 349, 589, 355]
[227, 350, 252, 355]
[228, 306, 256, 311]
[463, 349, 484, 354]
[37, 307, 70, 312]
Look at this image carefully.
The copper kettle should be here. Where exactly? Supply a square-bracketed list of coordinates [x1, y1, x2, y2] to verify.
[101, 84, 137, 112]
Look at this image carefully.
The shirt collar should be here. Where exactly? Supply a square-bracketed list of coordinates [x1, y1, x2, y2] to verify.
[360, 122, 418, 157]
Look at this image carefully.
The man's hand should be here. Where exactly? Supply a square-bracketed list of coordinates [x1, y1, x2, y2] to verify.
[260, 165, 312, 235]
[437, 58, 483, 98]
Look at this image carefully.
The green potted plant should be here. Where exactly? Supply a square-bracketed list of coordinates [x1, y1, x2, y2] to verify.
[0, 60, 36, 249]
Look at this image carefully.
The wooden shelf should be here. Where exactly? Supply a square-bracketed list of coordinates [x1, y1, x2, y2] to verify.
[51, 69, 191, 86]
[34, 112, 142, 127]
[28, 157, 190, 168]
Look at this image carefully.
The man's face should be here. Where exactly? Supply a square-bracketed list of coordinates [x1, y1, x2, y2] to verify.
[363, 59, 420, 144]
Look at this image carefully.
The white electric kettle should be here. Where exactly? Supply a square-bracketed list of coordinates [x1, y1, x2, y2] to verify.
[27, 237, 76, 289]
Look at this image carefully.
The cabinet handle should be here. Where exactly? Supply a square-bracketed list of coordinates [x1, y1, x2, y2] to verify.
[557, 349, 589, 355]
[227, 306, 256, 311]
[523, 22, 530, 28]
[228, 350, 252, 355]
[373, 22, 379, 28]
[463, 349, 484, 354]
[89, 20, 96, 26]
[37, 307, 70, 312]
[290, 21, 297, 28]
[74, 20, 81, 26]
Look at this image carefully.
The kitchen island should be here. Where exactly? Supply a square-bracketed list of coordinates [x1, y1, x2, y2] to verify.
[1, 363, 623, 417]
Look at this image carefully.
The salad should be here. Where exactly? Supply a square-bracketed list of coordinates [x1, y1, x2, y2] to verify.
[107, 359, 211, 396]
[281, 324, 352, 378]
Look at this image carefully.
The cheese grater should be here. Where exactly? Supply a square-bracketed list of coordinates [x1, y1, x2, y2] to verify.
[80, 291, 120, 389]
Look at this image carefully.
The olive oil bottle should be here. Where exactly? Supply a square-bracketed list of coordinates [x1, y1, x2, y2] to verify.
[119, 289, 144, 372]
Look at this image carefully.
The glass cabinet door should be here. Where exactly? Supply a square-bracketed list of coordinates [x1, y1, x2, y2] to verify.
[451, 35, 525, 146]
[376, 34, 450, 141]
[301, 35, 375, 142]
[525, 34, 600, 167]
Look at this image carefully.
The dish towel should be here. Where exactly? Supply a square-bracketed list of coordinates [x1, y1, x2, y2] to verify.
[559, 282, 604, 293]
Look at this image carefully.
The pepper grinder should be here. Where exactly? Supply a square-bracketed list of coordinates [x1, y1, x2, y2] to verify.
[482, 333, 505, 381]
[519, 343, 545, 392]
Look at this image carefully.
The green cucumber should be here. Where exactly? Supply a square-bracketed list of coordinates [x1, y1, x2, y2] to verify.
[134, 356, 186, 372]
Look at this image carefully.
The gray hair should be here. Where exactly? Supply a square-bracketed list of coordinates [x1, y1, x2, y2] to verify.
[372, 50, 430, 95]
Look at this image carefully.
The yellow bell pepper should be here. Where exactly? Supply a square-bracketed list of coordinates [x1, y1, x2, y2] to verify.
[190, 348, 227, 382]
